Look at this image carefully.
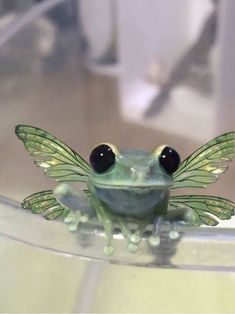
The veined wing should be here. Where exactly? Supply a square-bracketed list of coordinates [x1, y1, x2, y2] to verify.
[15, 125, 92, 182]
[22, 190, 71, 220]
[169, 195, 234, 226]
[173, 132, 234, 189]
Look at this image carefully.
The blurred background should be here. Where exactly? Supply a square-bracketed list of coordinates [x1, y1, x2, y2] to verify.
[0, 0, 235, 312]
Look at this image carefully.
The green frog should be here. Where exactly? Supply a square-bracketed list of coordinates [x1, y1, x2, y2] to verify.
[15, 125, 235, 255]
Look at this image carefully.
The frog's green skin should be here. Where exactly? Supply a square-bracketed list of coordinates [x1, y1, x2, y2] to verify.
[16, 125, 235, 256]
[89, 150, 172, 217]
[86, 149, 173, 254]
[54, 149, 174, 255]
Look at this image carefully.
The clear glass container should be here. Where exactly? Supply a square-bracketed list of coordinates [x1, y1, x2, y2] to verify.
[0, 0, 235, 312]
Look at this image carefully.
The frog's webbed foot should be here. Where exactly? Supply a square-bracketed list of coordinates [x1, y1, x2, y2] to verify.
[148, 216, 162, 247]
[148, 217, 182, 245]
[64, 210, 89, 232]
[98, 211, 114, 256]
[115, 217, 151, 253]
[116, 216, 171, 252]
[93, 201, 115, 256]
[168, 222, 180, 240]
[54, 183, 93, 232]
[169, 206, 200, 238]
[166, 207, 196, 240]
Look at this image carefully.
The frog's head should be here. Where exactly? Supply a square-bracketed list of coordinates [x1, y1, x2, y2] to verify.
[88, 143, 180, 190]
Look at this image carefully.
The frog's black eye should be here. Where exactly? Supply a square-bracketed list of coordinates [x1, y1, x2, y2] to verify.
[159, 146, 180, 175]
[89, 144, 116, 173]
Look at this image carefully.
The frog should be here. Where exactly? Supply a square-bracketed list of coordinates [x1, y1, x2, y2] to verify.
[15, 125, 235, 255]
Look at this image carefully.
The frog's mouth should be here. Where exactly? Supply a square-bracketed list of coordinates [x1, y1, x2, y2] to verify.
[92, 182, 172, 190]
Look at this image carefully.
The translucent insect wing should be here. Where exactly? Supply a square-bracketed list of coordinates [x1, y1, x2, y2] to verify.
[173, 132, 235, 189]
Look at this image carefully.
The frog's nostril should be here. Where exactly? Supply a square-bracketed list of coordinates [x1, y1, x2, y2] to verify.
[130, 167, 150, 180]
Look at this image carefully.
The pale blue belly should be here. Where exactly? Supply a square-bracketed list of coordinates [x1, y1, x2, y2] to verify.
[95, 187, 168, 218]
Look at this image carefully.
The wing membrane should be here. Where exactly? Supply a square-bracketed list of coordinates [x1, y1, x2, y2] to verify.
[22, 190, 71, 220]
[169, 195, 234, 226]
[173, 132, 234, 189]
[15, 125, 91, 182]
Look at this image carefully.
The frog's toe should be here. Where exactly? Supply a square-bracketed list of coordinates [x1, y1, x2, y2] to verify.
[128, 242, 139, 253]
[130, 233, 141, 244]
[64, 214, 74, 224]
[80, 214, 89, 223]
[168, 222, 181, 240]
[148, 235, 160, 247]
[68, 223, 78, 232]
[168, 230, 180, 240]
[148, 216, 163, 247]
[104, 245, 114, 256]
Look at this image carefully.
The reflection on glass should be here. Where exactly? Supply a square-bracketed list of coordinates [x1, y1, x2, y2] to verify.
[0, 1, 235, 312]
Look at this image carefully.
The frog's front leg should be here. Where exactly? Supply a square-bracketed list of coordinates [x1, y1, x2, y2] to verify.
[148, 194, 169, 246]
[90, 195, 151, 254]
[148, 216, 162, 247]
[115, 216, 150, 253]
[165, 206, 195, 241]
[54, 183, 94, 232]
[128, 218, 152, 252]
[90, 195, 115, 256]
